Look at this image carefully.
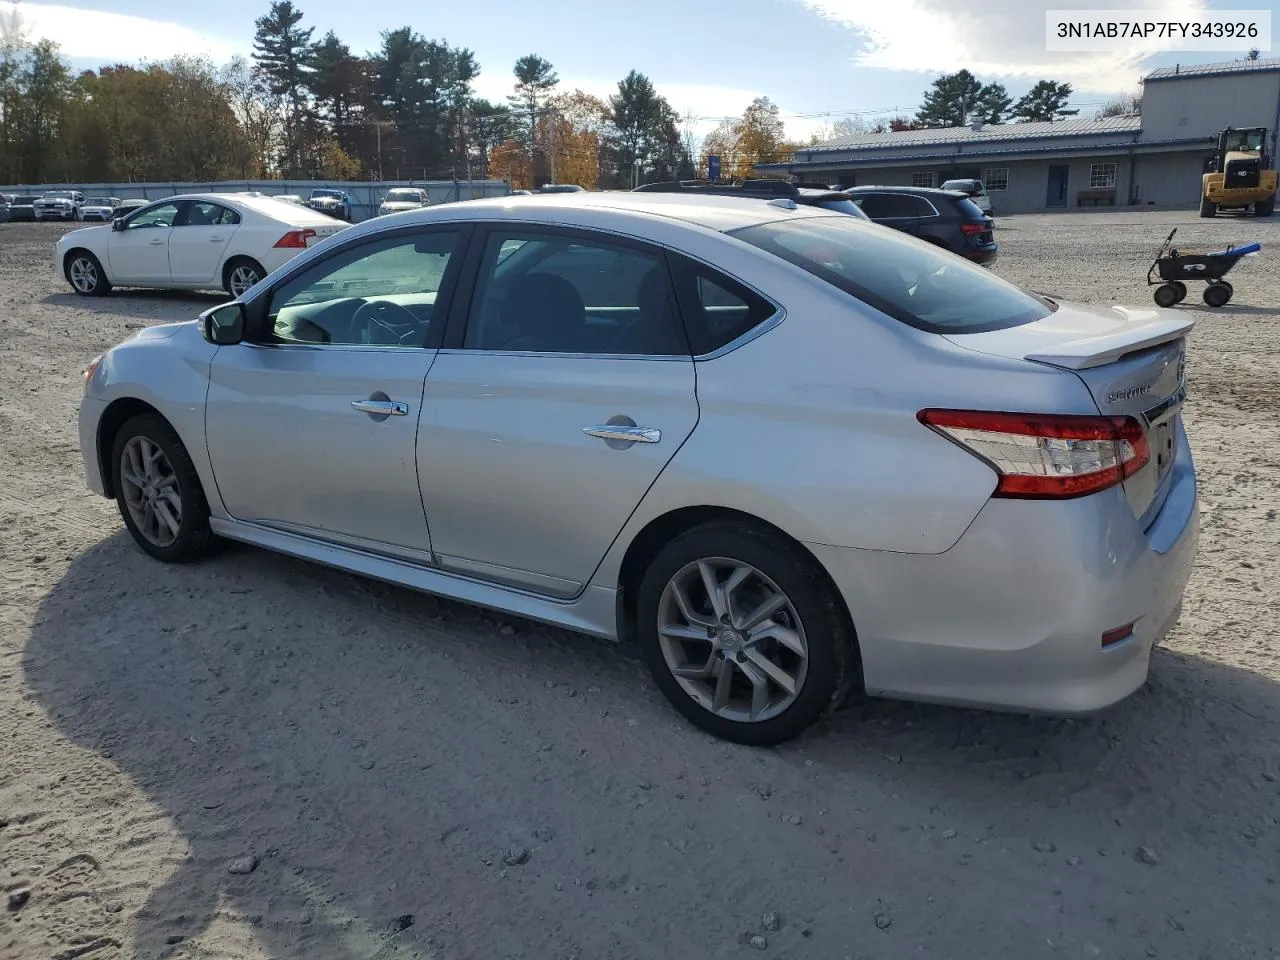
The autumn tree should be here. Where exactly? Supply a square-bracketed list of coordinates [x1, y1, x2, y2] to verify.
[1097, 92, 1142, 117]
[222, 56, 282, 177]
[1012, 80, 1078, 123]
[252, 0, 314, 175]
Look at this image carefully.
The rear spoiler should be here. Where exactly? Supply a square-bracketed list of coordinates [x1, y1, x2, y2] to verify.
[1023, 309, 1194, 370]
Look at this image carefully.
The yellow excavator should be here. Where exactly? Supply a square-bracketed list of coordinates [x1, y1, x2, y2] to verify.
[1200, 126, 1276, 217]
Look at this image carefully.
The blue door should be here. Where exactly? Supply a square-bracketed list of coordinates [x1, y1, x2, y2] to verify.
[1046, 165, 1069, 207]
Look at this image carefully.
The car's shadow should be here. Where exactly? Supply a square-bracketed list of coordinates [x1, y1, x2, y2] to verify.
[43, 289, 229, 319]
[22, 533, 1280, 959]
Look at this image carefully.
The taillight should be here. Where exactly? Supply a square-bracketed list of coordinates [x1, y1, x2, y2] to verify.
[960, 222, 987, 235]
[917, 410, 1150, 499]
[274, 228, 316, 248]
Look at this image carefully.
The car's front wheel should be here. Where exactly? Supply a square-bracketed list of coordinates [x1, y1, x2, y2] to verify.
[637, 521, 856, 745]
[224, 258, 265, 298]
[65, 250, 112, 297]
[110, 414, 216, 563]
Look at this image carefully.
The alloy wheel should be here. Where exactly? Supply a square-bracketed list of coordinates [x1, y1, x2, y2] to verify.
[228, 264, 261, 297]
[119, 436, 183, 548]
[69, 257, 98, 294]
[656, 557, 809, 723]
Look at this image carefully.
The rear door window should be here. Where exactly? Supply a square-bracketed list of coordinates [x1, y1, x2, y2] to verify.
[732, 216, 1050, 334]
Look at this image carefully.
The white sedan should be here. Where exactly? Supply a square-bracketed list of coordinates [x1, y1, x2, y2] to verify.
[56, 193, 349, 298]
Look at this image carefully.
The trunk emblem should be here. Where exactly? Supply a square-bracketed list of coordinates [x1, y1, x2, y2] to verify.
[1107, 383, 1153, 403]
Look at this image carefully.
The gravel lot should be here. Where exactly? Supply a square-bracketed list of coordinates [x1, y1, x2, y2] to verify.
[2, 211, 1278, 960]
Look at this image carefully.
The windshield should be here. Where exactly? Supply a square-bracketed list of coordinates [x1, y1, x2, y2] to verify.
[732, 215, 1051, 334]
[312, 190, 341, 199]
[1225, 129, 1265, 152]
[385, 190, 420, 202]
[43, 191, 75, 199]
[87, 198, 112, 206]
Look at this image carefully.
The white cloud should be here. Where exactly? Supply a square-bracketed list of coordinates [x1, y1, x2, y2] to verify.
[1, 1, 241, 62]
[800, 0, 1210, 93]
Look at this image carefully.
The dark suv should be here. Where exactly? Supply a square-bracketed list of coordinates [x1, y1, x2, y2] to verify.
[845, 186, 996, 264]
[634, 179, 871, 220]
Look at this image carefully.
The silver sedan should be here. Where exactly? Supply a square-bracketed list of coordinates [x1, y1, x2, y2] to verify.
[78, 192, 1199, 745]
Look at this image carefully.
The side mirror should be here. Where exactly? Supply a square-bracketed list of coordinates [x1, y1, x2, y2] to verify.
[201, 302, 245, 346]
[111, 218, 126, 231]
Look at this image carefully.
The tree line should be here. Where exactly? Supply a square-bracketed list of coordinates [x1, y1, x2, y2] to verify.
[0, 0, 1138, 189]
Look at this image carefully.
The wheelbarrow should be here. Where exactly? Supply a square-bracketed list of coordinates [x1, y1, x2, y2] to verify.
[1148, 227, 1261, 307]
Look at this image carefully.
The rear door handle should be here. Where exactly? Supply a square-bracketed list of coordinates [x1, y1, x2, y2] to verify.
[583, 425, 661, 444]
[209, 235, 224, 242]
[149, 238, 165, 245]
[352, 399, 408, 416]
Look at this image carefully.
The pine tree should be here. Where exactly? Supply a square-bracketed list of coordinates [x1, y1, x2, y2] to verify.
[252, 1, 314, 175]
[975, 83, 1013, 124]
[1012, 80, 1078, 123]
[915, 70, 983, 128]
[509, 54, 558, 167]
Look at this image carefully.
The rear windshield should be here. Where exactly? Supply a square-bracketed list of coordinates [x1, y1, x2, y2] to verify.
[732, 215, 1051, 334]
[813, 197, 869, 219]
[954, 197, 987, 219]
[942, 179, 979, 192]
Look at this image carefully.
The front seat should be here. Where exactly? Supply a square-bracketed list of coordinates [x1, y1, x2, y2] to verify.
[497, 273, 586, 352]
[611, 267, 687, 356]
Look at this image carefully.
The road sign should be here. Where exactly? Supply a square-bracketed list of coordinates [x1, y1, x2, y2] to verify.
[707, 155, 721, 182]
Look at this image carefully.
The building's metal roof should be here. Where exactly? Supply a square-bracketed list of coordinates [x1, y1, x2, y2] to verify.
[760, 135, 1211, 173]
[803, 115, 1141, 155]
[1144, 57, 1280, 81]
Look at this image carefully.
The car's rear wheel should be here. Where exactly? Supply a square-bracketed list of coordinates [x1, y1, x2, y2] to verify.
[110, 414, 216, 563]
[224, 258, 265, 298]
[637, 521, 855, 745]
[65, 250, 112, 297]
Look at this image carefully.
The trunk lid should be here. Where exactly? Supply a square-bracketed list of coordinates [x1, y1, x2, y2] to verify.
[945, 299, 1192, 525]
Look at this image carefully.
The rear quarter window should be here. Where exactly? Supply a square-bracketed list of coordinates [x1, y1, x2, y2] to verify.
[732, 216, 1049, 334]
[954, 197, 987, 219]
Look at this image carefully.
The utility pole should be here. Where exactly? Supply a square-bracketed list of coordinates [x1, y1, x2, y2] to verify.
[547, 105, 557, 185]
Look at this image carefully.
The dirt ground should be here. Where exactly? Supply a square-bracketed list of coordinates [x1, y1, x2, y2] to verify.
[1, 210, 1278, 960]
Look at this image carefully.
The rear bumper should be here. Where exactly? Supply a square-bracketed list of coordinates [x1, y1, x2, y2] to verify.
[810, 426, 1198, 715]
[965, 242, 998, 265]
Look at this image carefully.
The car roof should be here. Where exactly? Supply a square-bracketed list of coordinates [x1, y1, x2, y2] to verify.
[848, 185, 969, 199]
[339, 191, 837, 240]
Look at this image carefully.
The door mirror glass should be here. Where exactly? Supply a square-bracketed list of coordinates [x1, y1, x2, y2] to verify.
[201, 302, 245, 345]
[111, 217, 126, 232]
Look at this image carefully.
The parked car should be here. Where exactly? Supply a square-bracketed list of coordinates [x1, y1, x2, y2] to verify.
[308, 188, 355, 221]
[7, 195, 39, 221]
[111, 199, 149, 219]
[56, 192, 349, 298]
[81, 197, 121, 222]
[0, 193, 8, 222]
[35, 189, 86, 221]
[271, 194, 306, 206]
[537, 183, 587, 194]
[939, 177, 994, 215]
[378, 187, 430, 216]
[635, 179, 871, 219]
[76, 191, 1197, 745]
[846, 186, 997, 264]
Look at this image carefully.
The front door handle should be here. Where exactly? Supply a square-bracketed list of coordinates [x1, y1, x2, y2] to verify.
[149, 238, 165, 245]
[352, 399, 409, 416]
[583, 425, 661, 444]
[209, 235, 225, 242]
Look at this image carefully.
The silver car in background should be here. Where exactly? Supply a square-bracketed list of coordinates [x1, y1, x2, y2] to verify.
[77, 192, 1198, 745]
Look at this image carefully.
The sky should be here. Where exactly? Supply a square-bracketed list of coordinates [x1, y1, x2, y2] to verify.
[3, 0, 1277, 142]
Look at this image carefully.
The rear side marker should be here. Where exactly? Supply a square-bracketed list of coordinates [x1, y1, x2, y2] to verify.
[1101, 622, 1137, 648]
[918, 409, 1150, 499]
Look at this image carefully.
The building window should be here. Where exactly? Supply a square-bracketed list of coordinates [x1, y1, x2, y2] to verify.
[911, 172, 934, 188]
[983, 168, 1009, 191]
[1089, 163, 1118, 188]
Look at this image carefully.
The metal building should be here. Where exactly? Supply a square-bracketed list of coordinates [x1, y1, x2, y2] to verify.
[760, 57, 1280, 213]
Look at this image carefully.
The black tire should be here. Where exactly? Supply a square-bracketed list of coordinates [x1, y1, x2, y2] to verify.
[110, 414, 216, 563]
[1203, 282, 1231, 308]
[1199, 196, 1217, 218]
[1154, 283, 1182, 308]
[1170, 281, 1187, 304]
[637, 520, 856, 746]
[223, 257, 265, 298]
[1257, 195, 1275, 217]
[64, 250, 112, 297]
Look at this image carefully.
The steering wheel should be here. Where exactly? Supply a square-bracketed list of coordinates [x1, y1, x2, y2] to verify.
[351, 299, 421, 346]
